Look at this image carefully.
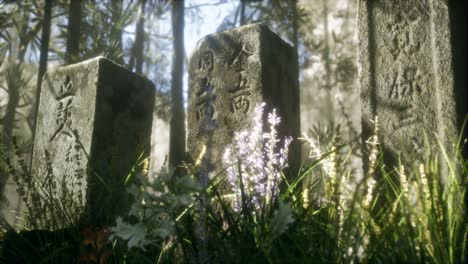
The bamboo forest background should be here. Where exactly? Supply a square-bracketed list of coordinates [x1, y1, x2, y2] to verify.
[0, 0, 359, 225]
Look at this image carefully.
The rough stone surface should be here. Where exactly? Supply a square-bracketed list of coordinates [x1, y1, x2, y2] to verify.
[187, 23, 301, 178]
[32, 57, 154, 225]
[358, 0, 465, 171]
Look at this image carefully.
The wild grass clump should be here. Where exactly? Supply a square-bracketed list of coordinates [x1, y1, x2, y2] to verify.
[1, 105, 466, 263]
[2, 137, 84, 231]
[0, 137, 86, 262]
[111, 108, 467, 263]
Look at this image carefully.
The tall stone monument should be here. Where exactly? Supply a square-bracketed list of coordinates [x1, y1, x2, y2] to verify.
[187, 24, 301, 179]
[358, 0, 467, 172]
[32, 57, 154, 225]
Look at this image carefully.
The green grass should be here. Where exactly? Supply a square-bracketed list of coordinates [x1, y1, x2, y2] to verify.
[109, 120, 467, 263]
[1, 122, 467, 263]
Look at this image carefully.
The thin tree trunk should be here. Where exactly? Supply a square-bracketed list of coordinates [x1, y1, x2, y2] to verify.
[322, 0, 333, 122]
[292, 0, 299, 51]
[16, 7, 31, 62]
[240, 0, 246, 26]
[3, 27, 24, 143]
[169, 0, 185, 169]
[323, 0, 331, 91]
[2, 85, 19, 143]
[111, 0, 124, 65]
[65, 0, 82, 65]
[0, 65, 20, 209]
[33, 0, 53, 142]
[135, 0, 145, 74]
[3, 6, 28, 141]
[130, 0, 146, 73]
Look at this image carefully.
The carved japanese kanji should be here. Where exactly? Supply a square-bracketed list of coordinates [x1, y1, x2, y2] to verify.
[231, 94, 250, 115]
[188, 24, 301, 178]
[388, 8, 421, 59]
[389, 67, 423, 100]
[32, 57, 155, 226]
[50, 76, 75, 141]
[359, 0, 462, 172]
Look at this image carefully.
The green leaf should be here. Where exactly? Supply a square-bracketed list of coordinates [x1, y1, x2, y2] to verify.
[111, 217, 150, 250]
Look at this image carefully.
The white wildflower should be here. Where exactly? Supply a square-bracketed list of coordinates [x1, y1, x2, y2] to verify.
[223, 103, 291, 213]
[363, 176, 376, 210]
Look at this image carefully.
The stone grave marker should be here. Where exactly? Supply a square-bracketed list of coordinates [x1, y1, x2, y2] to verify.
[187, 23, 301, 178]
[32, 57, 154, 225]
[358, 0, 467, 172]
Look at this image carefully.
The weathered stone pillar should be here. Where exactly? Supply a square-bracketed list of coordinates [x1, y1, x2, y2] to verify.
[358, 0, 467, 173]
[187, 24, 301, 179]
[32, 57, 154, 225]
